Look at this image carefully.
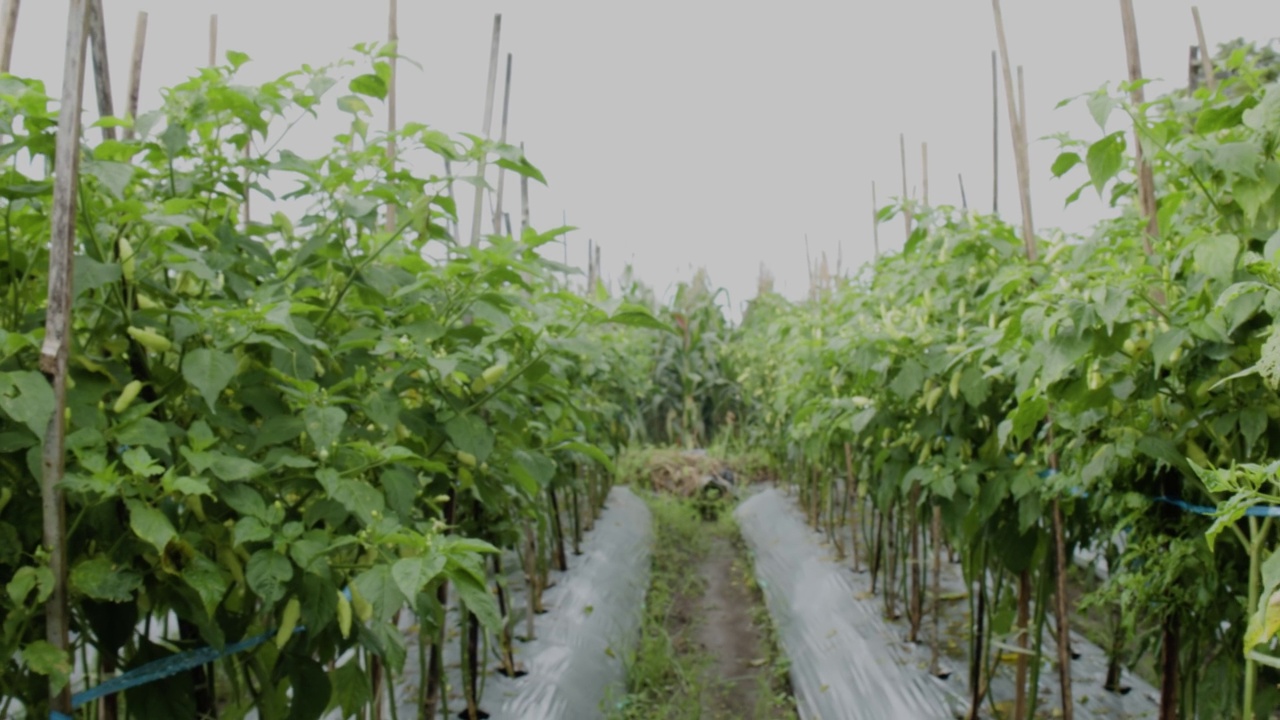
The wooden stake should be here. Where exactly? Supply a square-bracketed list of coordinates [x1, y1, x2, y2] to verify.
[39, 1, 91, 714]
[208, 14, 217, 67]
[87, 0, 114, 141]
[992, 50, 998, 214]
[991, 0, 1036, 259]
[469, 13, 502, 247]
[871, 181, 880, 259]
[959, 174, 969, 210]
[921, 142, 929, 206]
[1118, 0, 1158, 250]
[385, 0, 398, 232]
[0, 0, 19, 73]
[520, 142, 530, 236]
[493, 53, 513, 236]
[122, 12, 147, 142]
[899, 133, 911, 239]
[930, 505, 944, 677]
[1192, 7, 1216, 93]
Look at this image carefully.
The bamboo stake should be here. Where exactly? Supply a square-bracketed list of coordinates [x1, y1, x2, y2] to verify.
[1118, 0, 1158, 250]
[871, 182, 880, 259]
[992, 50, 998, 214]
[208, 14, 217, 68]
[385, 0, 398, 232]
[87, 0, 114, 141]
[843, 442, 860, 572]
[921, 142, 929, 206]
[930, 504, 944, 677]
[122, 12, 146, 142]
[959, 174, 969, 210]
[1192, 7, 1216, 93]
[469, 13, 501, 247]
[493, 53, 513, 235]
[899, 133, 911, 239]
[0, 0, 19, 73]
[991, 0, 1036, 259]
[39, 1, 91, 714]
[520, 142, 530, 236]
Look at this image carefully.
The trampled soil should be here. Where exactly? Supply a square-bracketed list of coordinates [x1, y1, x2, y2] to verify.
[614, 492, 796, 720]
[688, 535, 784, 718]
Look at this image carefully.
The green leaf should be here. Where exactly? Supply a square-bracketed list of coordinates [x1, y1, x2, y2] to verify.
[889, 360, 924, 400]
[336, 95, 371, 116]
[351, 564, 406, 622]
[1086, 133, 1125, 196]
[1244, 88, 1280, 133]
[82, 159, 135, 199]
[22, 641, 72, 693]
[1240, 407, 1268, 456]
[606, 307, 675, 333]
[73, 254, 122, 300]
[126, 499, 176, 552]
[233, 516, 273, 546]
[390, 555, 443, 600]
[1195, 234, 1240, 286]
[1051, 152, 1081, 178]
[349, 74, 388, 100]
[1010, 396, 1048, 445]
[1151, 329, 1191, 370]
[122, 447, 164, 477]
[182, 552, 229, 617]
[71, 556, 141, 602]
[182, 349, 237, 411]
[1210, 142, 1262, 180]
[452, 569, 502, 634]
[246, 550, 293, 605]
[556, 440, 616, 473]
[304, 406, 346, 449]
[445, 414, 495, 462]
[0, 371, 54, 440]
[510, 450, 556, 494]
[1087, 89, 1116, 130]
[8, 565, 54, 605]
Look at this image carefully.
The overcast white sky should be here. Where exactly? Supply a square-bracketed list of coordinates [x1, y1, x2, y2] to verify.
[12, 2, 1280, 315]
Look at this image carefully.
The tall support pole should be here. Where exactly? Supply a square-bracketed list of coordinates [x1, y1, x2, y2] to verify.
[1118, 0, 1159, 251]
[87, 0, 114, 142]
[871, 182, 880, 259]
[385, 0, 398, 232]
[0, 0, 19, 73]
[921, 142, 929, 206]
[1191, 7, 1216, 93]
[493, 53, 513, 236]
[992, 50, 999, 214]
[208, 14, 217, 67]
[991, 0, 1036, 259]
[122, 12, 147, 142]
[899, 133, 911, 240]
[39, 0, 91, 714]
[469, 14, 501, 247]
[519, 141, 530, 236]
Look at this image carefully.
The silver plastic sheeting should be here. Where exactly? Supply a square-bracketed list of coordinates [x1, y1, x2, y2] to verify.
[465, 485, 652, 719]
[738, 486, 1160, 720]
[737, 487, 962, 719]
[382, 485, 652, 720]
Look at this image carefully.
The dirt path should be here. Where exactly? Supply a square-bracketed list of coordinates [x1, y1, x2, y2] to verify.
[615, 496, 795, 720]
[689, 534, 779, 718]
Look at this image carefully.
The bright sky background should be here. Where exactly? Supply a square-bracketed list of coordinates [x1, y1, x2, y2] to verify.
[12, 1, 1280, 316]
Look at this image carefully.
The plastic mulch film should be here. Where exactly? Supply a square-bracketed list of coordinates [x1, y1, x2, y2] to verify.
[737, 487, 963, 719]
[737, 486, 1160, 720]
[391, 485, 653, 720]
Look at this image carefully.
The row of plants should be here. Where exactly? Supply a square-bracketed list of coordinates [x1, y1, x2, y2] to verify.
[728, 44, 1280, 718]
[0, 47, 666, 719]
